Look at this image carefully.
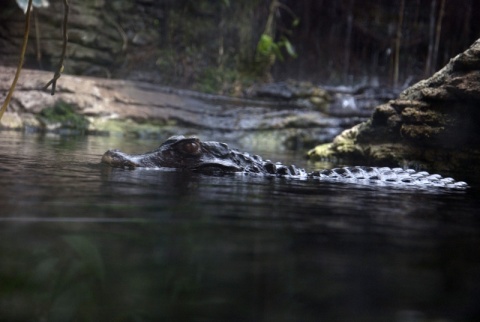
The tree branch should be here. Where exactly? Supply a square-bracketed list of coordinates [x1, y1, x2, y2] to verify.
[0, 0, 33, 122]
[43, 0, 69, 95]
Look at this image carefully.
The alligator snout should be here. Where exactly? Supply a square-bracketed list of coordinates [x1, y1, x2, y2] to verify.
[101, 149, 139, 169]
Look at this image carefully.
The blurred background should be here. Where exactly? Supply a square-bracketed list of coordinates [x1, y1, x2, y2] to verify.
[1, 0, 479, 94]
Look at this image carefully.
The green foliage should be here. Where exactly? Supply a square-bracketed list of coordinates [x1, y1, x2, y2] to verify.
[292, 17, 300, 27]
[256, 34, 297, 62]
[256, 34, 275, 56]
[283, 37, 297, 57]
[40, 101, 89, 131]
[251, 0, 299, 79]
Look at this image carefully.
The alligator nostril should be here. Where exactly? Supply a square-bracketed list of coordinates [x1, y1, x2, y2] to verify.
[101, 152, 113, 164]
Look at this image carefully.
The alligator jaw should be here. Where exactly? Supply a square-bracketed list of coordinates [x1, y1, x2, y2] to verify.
[101, 149, 140, 169]
[191, 161, 243, 173]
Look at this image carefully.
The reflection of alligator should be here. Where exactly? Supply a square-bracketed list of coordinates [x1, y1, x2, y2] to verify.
[102, 136, 468, 189]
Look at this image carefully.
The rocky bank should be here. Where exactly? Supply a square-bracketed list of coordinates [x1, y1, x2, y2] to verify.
[0, 66, 375, 151]
[308, 39, 480, 174]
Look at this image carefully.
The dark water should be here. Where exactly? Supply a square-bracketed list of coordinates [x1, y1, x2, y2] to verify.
[1, 131, 480, 322]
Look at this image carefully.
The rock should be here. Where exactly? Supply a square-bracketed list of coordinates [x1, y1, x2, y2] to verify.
[0, 112, 23, 129]
[0, 66, 358, 151]
[0, 0, 162, 77]
[247, 80, 398, 117]
[248, 80, 332, 111]
[308, 38, 480, 174]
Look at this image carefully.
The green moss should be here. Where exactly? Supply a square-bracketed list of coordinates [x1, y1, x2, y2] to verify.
[307, 143, 334, 159]
[39, 101, 89, 131]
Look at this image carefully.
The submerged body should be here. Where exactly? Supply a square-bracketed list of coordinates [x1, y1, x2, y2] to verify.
[102, 136, 468, 189]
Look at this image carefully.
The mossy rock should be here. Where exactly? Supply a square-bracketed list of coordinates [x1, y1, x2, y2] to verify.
[39, 102, 89, 132]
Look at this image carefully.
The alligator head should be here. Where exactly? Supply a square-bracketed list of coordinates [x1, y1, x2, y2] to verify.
[102, 135, 250, 173]
[102, 135, 305, 176]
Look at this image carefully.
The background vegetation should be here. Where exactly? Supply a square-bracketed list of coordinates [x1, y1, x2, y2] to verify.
[0, 0, 479, 94]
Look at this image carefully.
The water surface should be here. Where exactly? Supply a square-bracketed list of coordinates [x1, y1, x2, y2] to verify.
[0, 131, 479, 322]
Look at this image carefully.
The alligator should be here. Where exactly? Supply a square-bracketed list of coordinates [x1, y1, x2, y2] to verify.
[101, 135, 468, 189]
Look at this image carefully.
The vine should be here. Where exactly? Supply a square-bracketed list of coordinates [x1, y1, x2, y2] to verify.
[0, 0, 33, 122]
[0, 0, 69, 124]
[43, 0, 69, 95]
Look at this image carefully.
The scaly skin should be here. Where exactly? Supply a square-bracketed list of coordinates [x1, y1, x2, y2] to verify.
[101, 135, 468, 189]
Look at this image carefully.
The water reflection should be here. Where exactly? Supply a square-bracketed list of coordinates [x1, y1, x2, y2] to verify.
[0, 132, 480, 321]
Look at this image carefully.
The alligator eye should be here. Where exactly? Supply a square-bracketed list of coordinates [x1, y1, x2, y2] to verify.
[181, 141, 201, 155]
